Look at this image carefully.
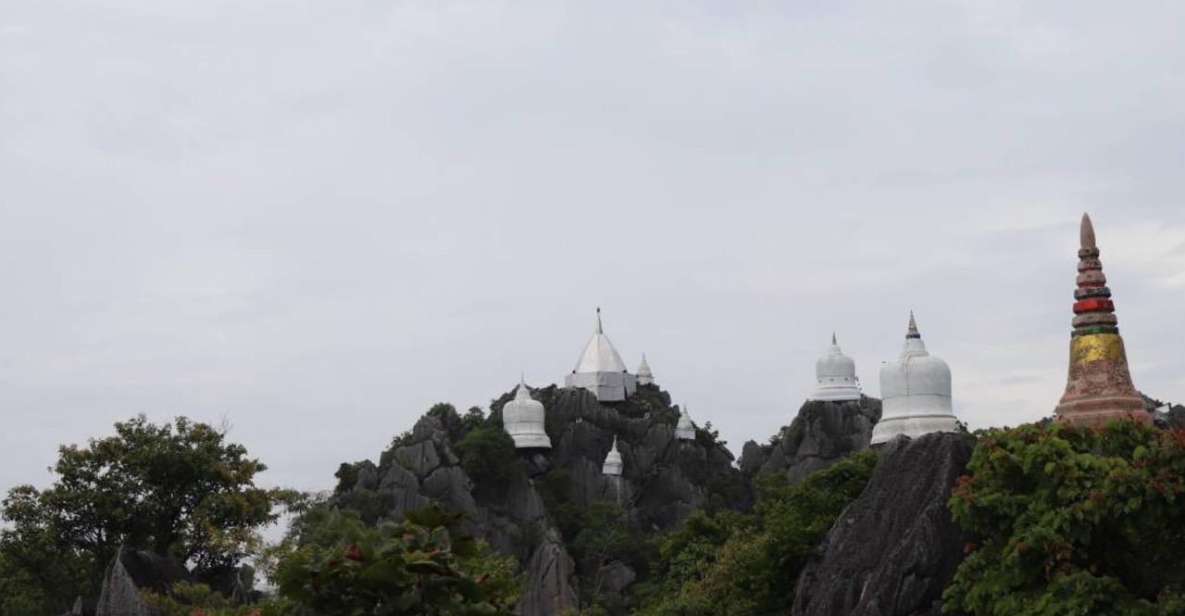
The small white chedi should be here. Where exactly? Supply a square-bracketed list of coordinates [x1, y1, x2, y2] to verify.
[602, 436, 624, 476]
[870, 313, 960, 445]
[674, 406, 695, 440]
[810, 333, 862, 402]
[502, 378, 552, 449]
[565, 308, 637, 402]
[637, 354, 655, 386]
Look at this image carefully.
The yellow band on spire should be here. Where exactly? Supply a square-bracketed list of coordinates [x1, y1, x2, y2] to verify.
[1071, 333, 1126, 366]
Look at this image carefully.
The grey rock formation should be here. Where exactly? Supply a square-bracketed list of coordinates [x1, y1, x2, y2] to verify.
[517, 530, 579, 616]
[95, 550, 155, 616]
[60, 596, 83, 616]
[331, 383, 749, 615]
[742, 397, 881, 484]
[791, 432, 973, 616]
[597, 560, 637, 595]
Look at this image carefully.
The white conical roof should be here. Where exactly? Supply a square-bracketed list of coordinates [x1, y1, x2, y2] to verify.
[637, 354, 654, 385]
[602, 436, 623, 476]
[810, 333, 861, 402]
[675, 406, 695, 440]
[871, 312, 958, 445]
[573, 308, 629, 374]
[502, 378, 551, 449]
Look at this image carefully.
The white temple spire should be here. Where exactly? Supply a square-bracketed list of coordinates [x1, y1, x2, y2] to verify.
[602, 436, 623, 476]
[675, 406, 695, 440]
[565, 308, 638, 401]
[502, 377, 552, 449]
[810, 333, 861, 402]
[637, 353, 655, 386]
[871, 312, 959, 444]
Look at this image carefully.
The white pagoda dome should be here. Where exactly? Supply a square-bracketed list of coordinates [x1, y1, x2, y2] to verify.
[871, 312, 960, 445]
[637, 354, 655, 386]
[810, 333, 862, 402]
[602, 436, 623, 476]
[564, 308, 638, 402]
[502, 378, 552, 449]
[674, 406, 695, 440]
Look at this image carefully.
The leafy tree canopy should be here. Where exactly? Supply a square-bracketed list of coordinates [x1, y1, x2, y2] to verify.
[946, 421, 1185, 616]
[271, 504, 519, 615]
[0, 415, 297, 613]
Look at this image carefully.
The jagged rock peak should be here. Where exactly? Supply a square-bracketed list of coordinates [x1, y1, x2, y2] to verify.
[791, 432, 974, 616]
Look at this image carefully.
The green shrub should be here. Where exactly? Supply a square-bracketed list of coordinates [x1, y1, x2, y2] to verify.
[455, 426, 520, 495]
[945, 421, 1185, 615]
[636, 451, 878, 615]
[272, 505, 519, 615]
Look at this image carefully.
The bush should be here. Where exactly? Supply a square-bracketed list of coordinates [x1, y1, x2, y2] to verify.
[454, 426, 521, 494]
[272, 505, 519, 615]
[945, 421, 1185, 615]
[636, 451, 878, 615]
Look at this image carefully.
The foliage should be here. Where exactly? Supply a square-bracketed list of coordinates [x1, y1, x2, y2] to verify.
[271, 504, 519, 615]
[455, 425, 520, 494]
[0, 415, 296, 614]
[635, 451, 878, 615]
[144, 581, 293, 616]
[945, 421, 1185, 616]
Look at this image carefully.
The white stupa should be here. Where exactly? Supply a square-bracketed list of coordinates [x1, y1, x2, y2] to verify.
[637, 354, 655, 386]
[602, 436, 623, 476]
[871, 312, 960, 445]
[502, 378, 552, 449]
[810, 333, 862, 402]
[565, 308, 637, 402]
[674, 406, 695, 440]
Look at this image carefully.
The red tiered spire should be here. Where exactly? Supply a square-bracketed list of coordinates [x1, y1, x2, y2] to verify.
[1054, 214, 1149, 426]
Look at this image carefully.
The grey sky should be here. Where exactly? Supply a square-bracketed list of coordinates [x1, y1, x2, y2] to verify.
[1, 1, 1183, 500]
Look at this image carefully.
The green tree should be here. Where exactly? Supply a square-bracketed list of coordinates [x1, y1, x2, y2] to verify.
[637, 451, 878, 616]
[271, 505, 519, 615]
[454, 425, 520, 495]
[945, 421, 1185, 616]
[0, 415, 297, 613]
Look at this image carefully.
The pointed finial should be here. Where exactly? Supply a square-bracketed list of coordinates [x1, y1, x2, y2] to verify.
[907, 311, 921, 339]
[1080, 213, 1097, 250]
[595, 307, 604, 334]
[611, 435, 618, 450]
[832, 331, 838, 345]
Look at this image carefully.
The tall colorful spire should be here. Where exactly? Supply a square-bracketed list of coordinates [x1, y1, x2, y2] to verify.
[1054, 214, 1149, 426]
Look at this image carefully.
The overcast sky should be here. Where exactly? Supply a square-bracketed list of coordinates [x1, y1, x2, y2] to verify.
[1, 1, 1183, 501]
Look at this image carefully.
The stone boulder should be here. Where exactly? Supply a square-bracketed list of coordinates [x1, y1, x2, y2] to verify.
[743, 397, 881, 484]
[791, 431, 973, 616]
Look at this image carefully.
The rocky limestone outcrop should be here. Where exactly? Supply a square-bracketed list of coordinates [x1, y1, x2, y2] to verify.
[332, 382, 750, 615]
[791, 431, 973, 616]
[741, 397, 882, 484]
[517, 529, 579, 616]
[95, 547, 189, 616]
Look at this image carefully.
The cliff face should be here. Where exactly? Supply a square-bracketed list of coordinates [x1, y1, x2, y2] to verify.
[331, 383, 750, 615]
[740, 397, 882, 484]
[791, 432, 973, 616]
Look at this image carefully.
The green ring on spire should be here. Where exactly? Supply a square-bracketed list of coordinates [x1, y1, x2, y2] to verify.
[1072, 326, 1119, 337]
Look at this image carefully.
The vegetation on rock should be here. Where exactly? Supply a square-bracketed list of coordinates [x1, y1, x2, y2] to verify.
[634, 450, 878, 615]
[271, 504, 520, 615]
[0, 415, 297, 615]
[946, 421, 1185, 615]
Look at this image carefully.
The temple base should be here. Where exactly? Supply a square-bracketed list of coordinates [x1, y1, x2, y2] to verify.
[870, 414, 960, 445]
[510, 433, 553, 449]
[1054, 396, 1151, 428]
